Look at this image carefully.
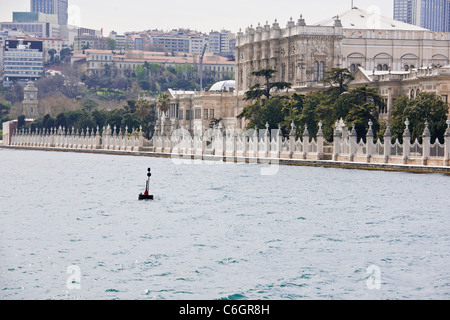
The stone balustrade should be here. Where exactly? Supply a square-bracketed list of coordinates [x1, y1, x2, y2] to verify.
[333, 118, 450, 167]
[151, 122, 325, 161]
[7, 119, 450, 168]
[10, 124, 144, 152]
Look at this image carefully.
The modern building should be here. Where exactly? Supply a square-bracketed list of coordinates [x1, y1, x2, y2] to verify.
[13, 11, 58, 24]
[394, 0, 450, 32]
[207, 30, 236, 55]
[30, 0, 68, 26]
[40, 37, 65, 62]
[107, 31, 126, 52]
[2, 38, 44, 86]
[82, 49, 235, 80]
[0, 21, 60, 38]
[74, 34, 106, 50]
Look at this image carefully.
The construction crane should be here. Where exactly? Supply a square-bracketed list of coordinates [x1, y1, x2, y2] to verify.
[200, 44, 207, 92]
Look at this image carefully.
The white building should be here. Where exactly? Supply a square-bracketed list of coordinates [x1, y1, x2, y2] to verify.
[2, 39, 44, 86]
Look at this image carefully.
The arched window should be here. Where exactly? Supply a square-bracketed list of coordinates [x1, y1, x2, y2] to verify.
[319, 61, 325, 80]
[314, 61, 319, 81]
[383, 64, 389, 71]
[350, 64, 356, 73]
[404, 65, 409, 71]
[377, 64, 383, 71]
[410, 89, 415, 99]
[410, 65, 415, 70]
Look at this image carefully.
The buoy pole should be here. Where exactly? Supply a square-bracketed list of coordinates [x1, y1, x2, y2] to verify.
[139, 168, 154, 201]
[144, 168, 151, 195]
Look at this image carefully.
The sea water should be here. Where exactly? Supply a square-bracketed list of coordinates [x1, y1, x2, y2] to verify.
[0, 148, 449, 300]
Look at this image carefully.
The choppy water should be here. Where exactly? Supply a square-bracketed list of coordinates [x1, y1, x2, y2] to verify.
[0, 148, 449, 300]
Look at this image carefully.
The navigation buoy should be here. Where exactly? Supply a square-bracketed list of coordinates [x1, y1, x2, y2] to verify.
[139, 168, 154, 201]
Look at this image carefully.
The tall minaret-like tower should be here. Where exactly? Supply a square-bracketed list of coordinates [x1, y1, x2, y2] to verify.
[23, 81, 39, 119]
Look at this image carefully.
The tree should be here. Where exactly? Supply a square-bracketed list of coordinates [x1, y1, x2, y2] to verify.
[17, 115, 26, 129]
[322, 68, 355, 95]
[48, 49, 57, 64]
[135, 98, 156, 138]
[59, 48, 73, 64]
[106, 38, 116, 50]
[391, 92, 448, 142]
[157, 92, 170, 114]
[244, 69, 292, 101]
[239, 69, 292, 131]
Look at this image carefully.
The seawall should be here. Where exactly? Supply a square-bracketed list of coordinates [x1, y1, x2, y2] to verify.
[2, 145, 449, 175]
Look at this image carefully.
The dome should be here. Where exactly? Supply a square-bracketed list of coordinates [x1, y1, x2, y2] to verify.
[209, 80, 235, 92]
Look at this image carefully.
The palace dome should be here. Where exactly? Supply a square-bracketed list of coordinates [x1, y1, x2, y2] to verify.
[209, 80, 235, 92]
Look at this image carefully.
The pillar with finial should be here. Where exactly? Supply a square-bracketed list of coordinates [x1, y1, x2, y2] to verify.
[384, 121, 392, 163]
[349, 122, 357, 162]
[302, 124, 310, 159]
[366, 120, 374, 163]
[422, 120, 431, 166]
[317, 121, 325, 160]
[333, 120, 342, 161]
[444, 119, 450, 166]
[403, 118, 411, 164]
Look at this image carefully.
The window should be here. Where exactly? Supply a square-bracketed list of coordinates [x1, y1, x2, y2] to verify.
[319, 61, 325, 81]
[186, 110, 191, 121]
[194, 109, 201, 119]
[179, 110, 184, 120]
[210, 109, 215, 119]
[314, 61, 319, 81]
[204, 109, 209, 120]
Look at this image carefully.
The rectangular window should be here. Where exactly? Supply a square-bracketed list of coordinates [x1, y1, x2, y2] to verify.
[194, 109, 201, 119]
[204, 109, 209, 120]
[210, 109, 215, 119]
[186, 110, 191, 120]
[179, 110, 184, 120]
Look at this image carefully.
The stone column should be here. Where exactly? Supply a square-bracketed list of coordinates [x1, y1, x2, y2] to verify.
[366, 120, 374, 163]
[302, 124, 309, 160]
[289, 122, 296, 159]
[422, 121, 431, 166]
[383, 121, 392, 164]
[444, 120, 450, 166]
[403, 119, 411, 164]
[138, 126, 144, 151]
[275, 125, 282, 159]
[252, 126, 258, 158]
[333, 121, 342, 161]
[317, 121, 324, 160]
[264, 122, 270, 158]
[349, 123, 357, 162]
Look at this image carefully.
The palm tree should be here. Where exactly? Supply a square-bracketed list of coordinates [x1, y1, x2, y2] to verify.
[157, 92, 171, 114]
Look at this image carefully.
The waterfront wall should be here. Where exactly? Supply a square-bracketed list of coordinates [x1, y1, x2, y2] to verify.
[9, 125, 145, 152]
[6, 119, 450, 168]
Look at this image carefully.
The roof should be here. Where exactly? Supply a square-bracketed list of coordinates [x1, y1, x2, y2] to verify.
[316, 7, 429, 31]
[209, 80, 236, 92]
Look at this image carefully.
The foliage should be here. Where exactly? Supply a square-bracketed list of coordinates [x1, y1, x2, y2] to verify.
[157, 93, 170, 113]
[238, 68, 382, 140]
[244, 69, 292, 101]
[390, 92, 448, 142]
[29, 97, 157, 138]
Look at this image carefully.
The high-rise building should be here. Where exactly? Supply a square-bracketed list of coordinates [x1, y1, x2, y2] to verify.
[2, 39, 44, 86]
[30, 0, 68, 26]
[394, 0, 450, 31]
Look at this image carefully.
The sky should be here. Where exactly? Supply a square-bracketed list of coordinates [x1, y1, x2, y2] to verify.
[0, 0, 393, 34]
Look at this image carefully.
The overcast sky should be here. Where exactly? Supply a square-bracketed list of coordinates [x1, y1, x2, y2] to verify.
[0, 0, 393, 34]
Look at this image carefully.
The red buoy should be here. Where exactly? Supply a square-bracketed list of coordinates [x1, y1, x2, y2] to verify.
[139, 168, 154, 200]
